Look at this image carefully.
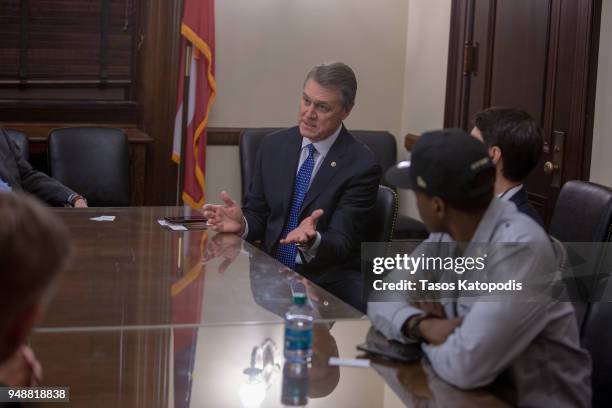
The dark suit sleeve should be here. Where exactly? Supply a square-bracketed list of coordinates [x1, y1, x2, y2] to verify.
[315, 161, 381, 262]
[242, 146, 270, 241]
[510, 188, 544, 226]
[6, 135, 76, 206]
[517, 202, 544, 227]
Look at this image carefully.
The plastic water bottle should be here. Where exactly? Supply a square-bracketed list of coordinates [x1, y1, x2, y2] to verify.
[281, 361, 309, 406]
[284, 293, 313, 363]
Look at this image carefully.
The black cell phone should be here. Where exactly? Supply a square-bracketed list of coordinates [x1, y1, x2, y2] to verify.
[164, 215, 208, 223]
[356, 327, 422, 363]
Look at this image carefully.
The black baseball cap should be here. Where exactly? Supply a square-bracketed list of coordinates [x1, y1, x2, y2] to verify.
[385, 128, 494, 201]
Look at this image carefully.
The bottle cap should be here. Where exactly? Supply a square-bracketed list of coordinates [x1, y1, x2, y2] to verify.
[292, 292, 307, 305]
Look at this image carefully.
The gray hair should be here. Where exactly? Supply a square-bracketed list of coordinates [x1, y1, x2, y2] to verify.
[304, 62, 357, 110]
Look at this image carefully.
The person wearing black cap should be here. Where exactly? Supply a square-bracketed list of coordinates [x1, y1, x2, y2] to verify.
[368, 129, 590, 407]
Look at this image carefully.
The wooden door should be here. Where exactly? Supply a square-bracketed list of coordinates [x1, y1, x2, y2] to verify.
[444, 0, 602, 225]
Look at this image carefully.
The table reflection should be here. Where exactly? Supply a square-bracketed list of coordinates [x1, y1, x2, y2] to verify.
[32, 321, 386, 408]
[31, 320, 509, 407]
[40, 207, 360, 330]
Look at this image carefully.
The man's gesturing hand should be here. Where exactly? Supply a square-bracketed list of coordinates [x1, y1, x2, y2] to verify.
[280, 209, 324, 248]
[202, 191, 245, 234]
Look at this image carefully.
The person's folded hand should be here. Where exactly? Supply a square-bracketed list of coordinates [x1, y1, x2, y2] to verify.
[419, 317, 463, 345]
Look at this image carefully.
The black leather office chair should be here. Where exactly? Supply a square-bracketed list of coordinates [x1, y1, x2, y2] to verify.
[361, 185, 398, 309]
[351, 131, 397, 180]
[5, 129, 29, 161]
[351, 130, 428, 241]
[48, 127, 130, 207]
[239, 128, 428, 240]
[548, 181, 612, 328]
[581, 302, 612, 407]
[549, 181, 612, 243]
[366, 185, 398, 242]
[239, 128, 282, 203]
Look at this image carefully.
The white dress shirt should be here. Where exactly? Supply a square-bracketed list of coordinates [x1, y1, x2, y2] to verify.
[497, 183, 522, 201]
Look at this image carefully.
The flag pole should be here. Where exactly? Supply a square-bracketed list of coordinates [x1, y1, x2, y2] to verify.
[176, 43, 193, 206]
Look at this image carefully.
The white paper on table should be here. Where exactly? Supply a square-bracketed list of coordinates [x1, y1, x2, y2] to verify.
[157, 219, 188, 231]
[90, 216, 116, 222]
[328, 357, 371, 368]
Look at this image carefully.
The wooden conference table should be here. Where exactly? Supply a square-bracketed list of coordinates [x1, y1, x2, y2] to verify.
[28, 207, 507, 407]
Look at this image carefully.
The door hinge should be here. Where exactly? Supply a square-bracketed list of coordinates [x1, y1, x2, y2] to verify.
[463, 42, 479, 76]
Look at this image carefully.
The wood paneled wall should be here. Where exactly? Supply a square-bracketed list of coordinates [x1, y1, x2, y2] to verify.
[137, 0, 182, 205]
[0, 0, 184, 206]
[1, 0, 245, 206]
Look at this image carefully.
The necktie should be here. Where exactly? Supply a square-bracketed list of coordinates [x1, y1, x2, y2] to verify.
[276, 144, 317, 268]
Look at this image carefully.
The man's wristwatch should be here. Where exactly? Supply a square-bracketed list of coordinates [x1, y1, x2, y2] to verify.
[405, 313, 435, 342]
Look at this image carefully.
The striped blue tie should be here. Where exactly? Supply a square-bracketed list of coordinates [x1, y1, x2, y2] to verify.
[276, 144, 317, 268]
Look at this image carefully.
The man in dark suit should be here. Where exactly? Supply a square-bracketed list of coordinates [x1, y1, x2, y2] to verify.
[0, 128, 87, 207]
[204, 62, 381, 309]
[471, 107, 543, 225]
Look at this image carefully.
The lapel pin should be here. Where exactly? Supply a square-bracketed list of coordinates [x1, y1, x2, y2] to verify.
[331, 161, 337, 168]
